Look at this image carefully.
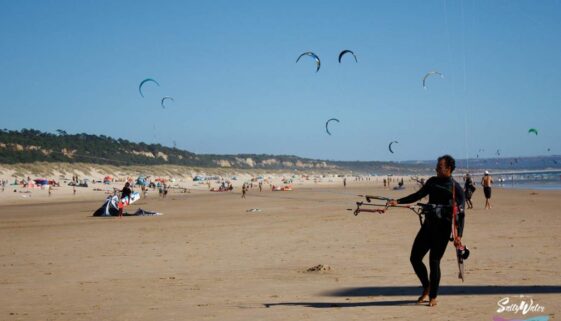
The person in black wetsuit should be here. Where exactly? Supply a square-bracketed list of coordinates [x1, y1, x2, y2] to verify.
[121, 182, 132, 200]
[464, 173, 475, 209]
[387, 155, 465, 307]
[118, 182, 133, 217]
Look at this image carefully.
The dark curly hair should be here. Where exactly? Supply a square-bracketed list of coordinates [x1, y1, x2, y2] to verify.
[438, 154, 456, 173]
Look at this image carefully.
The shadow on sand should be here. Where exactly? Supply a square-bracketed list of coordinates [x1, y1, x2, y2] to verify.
[264, 285, 561, 309]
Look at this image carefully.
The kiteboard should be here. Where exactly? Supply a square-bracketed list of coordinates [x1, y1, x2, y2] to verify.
[456, 246, 465, 282]
[120, 191, 140, 207]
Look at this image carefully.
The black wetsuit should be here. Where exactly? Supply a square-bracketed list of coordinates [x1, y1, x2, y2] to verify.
[121, 186, 132, 200]
[464, 177, 475, 200]
[397, 176, 465, 299]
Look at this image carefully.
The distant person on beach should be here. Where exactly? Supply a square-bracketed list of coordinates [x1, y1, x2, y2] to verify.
[141, 185, 147, 198]
[258, 181, 263, 192]
[48, 185, 53, 197]
[343, 178, 347, 187]
[119, 182, 133, 217]
[241, 184, 247, 199]
[73, 186, 76, 196]
[464, 173, 475, 209]
[383, 178, 387, 187]
[121, 182, 132, 200]
[481, 171, 493, 209]
[386, 155, 465, 307]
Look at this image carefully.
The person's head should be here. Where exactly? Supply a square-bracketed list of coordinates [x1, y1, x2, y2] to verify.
[436, 155, 456, 178]
[125, 182, 130, 188]
[484, 170, 489, 176]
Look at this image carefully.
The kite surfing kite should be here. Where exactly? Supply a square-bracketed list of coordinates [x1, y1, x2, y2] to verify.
[338, 50, 357, 63]
[388, 141, 399, 154]
[92, 192, 161, 217]
[528, 128, 538, 135]
[139, 78, 160, 97]
[297, 52, 321, 72]
[161, 96, 174, 109]
[325, 118, 340, 135]
[422, 71, 444, 89]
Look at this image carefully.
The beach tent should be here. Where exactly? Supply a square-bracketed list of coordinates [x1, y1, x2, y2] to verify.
[136, 176, 149, 186]
[34, 179, 49, 186]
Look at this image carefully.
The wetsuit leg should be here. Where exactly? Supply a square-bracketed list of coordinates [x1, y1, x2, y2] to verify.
[428, 220, 452, 299]
[410, 224, 431, 289]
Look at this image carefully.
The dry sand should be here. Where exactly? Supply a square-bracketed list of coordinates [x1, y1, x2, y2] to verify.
[1, 181, 560, 321]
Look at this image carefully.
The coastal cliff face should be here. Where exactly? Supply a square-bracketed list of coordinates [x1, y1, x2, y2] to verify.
[1, 129, 434, 174]
[211, 158, 334, 169]
[0, 139, 338, 170]
[8, 129, 556, 174]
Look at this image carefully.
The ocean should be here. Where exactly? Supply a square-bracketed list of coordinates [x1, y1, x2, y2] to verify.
[492, 172, 561, 191]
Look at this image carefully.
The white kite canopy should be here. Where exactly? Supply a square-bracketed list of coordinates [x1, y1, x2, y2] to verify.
[92, 192, 141, 216]
[93, 195, 121, 216]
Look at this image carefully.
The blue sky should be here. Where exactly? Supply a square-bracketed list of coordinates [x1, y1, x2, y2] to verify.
[1, 0, 560, 161]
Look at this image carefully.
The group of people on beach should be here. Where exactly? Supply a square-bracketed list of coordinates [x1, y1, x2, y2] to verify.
[105, 155, 496, 308]
[463, 171, 494, 209]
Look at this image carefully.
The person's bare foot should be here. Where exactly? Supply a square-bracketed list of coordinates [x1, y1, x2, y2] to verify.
[416, 288, 429, 304]
[428, 298, 437, 307]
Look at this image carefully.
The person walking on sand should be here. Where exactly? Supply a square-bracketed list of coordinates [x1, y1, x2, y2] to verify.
[464, 173, 475, 209]
[481, 170, 493, 209]
[258, 181, 263, 192]
[141, 185, 147, 198]
[386, 155, 465, 307]
[241, 183, 247, 199]
[48, 185, 53, 197]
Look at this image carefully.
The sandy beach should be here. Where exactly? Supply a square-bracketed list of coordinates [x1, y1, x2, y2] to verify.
[1, 179, 560, 321]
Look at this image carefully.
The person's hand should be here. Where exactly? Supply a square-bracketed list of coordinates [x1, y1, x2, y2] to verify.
[386, 199, 398, 207]
[454, 237, 462, 247]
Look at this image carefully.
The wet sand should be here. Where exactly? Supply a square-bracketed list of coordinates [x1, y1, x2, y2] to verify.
[1, 183, 560, 321]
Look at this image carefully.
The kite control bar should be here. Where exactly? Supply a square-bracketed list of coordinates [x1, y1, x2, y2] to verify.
[350, 195, 433, 225]
[349, 202, 387, 215]
[357, 194, 391, 203]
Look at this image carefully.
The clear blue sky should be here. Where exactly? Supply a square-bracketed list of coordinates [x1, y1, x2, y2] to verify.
[1, 0, 560, 161]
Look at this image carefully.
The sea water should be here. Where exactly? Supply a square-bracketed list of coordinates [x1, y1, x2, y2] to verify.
[493, 172, 561, 190]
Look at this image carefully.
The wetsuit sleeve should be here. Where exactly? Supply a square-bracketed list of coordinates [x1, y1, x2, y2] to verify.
[396, 177, 432, 204]
[121, 187, 132, 198]
[455, 181, 466, 237]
